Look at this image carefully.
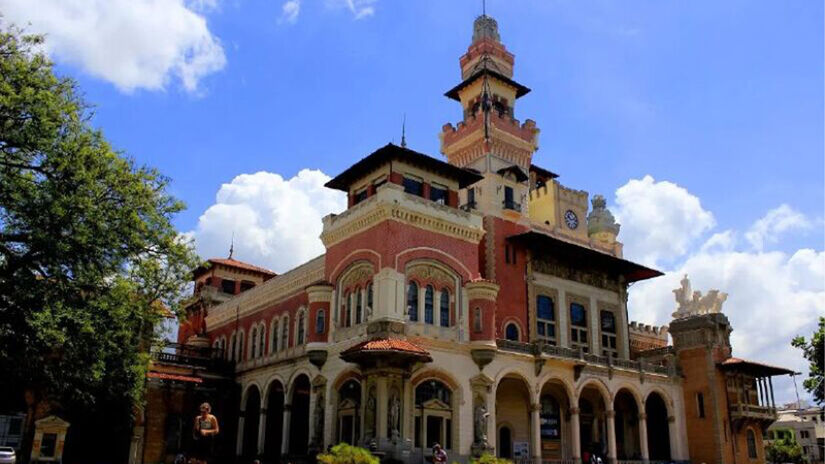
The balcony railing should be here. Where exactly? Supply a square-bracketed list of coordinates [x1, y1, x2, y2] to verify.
[496, 339, 677, 376]
[152, 342, 234, 374]
[730, 402, 777, 422]
[503, 199, 522, 212]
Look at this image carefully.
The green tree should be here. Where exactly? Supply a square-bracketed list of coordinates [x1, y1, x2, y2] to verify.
[765, 432, 805, 464]
[792, 317, 824, 406]
[0, 24, 199, 461]
[318, 443, 380, 464]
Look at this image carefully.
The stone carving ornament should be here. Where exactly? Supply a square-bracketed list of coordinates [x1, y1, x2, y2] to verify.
[473, 402, 489, 445]
[672, 274, 728, 319]
[389, 393, 401, 438]
[407, 264, 454, 287]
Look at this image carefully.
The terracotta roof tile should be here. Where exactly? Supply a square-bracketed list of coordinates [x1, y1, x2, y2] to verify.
[208, 258, 276, 276]
[720, 357, 794, 376]
[342, 338, 430, 356]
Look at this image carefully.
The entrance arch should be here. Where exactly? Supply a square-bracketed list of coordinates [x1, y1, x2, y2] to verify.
[337, 379, 362, 445]
[242, 385, 261, 458]
[538, 379, 573, 459]
[265, 381, 285, 461]
[645, 392, 672, 460]
[614, 389, 641, 460]
[578, 383, 608, 457]
[288, 374, 311, 456]
[495, 375, 532, 460]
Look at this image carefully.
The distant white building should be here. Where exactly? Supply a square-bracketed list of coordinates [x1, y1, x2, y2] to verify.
[766, 405, 824, 462]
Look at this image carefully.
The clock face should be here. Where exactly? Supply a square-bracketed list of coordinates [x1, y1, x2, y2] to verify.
[564, 210, 579, 229]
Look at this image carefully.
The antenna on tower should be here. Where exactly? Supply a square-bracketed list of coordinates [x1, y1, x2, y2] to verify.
[228, 231, 235, 259]
[400, 114, 407, 148]
[482, 0, 487, 16]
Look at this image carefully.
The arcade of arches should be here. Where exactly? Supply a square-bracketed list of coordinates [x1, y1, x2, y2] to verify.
[235, 372, 676, 463]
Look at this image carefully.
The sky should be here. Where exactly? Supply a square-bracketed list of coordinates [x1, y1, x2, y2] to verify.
[2, 0, 823, 405]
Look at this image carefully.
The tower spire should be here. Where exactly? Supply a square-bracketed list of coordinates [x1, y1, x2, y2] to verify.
[401, 114, 407, 148]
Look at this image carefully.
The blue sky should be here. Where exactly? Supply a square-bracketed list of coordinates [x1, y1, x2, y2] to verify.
[5, 0, 823, 404]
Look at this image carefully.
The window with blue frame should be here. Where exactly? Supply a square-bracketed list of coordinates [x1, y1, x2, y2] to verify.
[407, 281, 419, 321]
[570, 302, 589, 352]
[536, 295, 556, 344]
[424, 285, 434, 324]
[505, 323, 519, 341]
[439, 290, 450, 327]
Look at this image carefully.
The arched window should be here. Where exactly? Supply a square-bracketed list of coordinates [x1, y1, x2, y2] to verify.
[407, 281, 419, 321]
[271, 319, 279, 354]
[439, 290, 450, 327]
[251, 327, 258, 359]
[297, 311, 306, 345]
[356, 289, 363, 325]
[229, 333, 236, 361]
[505, 323, 519, 341]
[367, 282, 374, 315]
[747, 429, 757, 458]
[258, 323, 266, 357]
[345, 291, 352, 328]
[281, 317, 289, 350]
[237, 331, 245, 361]
[473, 307, 482, 332]
[424, 285, 434, 324]
[316, 309, 325, 334]
[415, 380, 453, 450]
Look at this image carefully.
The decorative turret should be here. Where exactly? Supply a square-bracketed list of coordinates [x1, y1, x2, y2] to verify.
[587, 195, 620, 241]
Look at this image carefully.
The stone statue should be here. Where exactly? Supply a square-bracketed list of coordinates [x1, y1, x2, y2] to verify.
[672, 274, 728, 319]
[389, 394, 400, 437]
[474, 403, 489, 445]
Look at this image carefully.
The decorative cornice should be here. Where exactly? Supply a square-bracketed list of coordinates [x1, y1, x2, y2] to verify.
[466, 280, 500, 301]
[306, 284, 335, 304]
[321, 187, 484, 247]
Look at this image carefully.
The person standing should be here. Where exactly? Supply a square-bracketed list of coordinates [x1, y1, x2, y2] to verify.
[192, 402, 219, 464]
[432, 443, 447, 464]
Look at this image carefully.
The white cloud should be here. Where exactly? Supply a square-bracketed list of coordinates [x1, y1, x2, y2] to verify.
[326, 0, 376, 19]
[280, 0, 301, 24]
[613, 175, 715, 267]
[744, 204, 811, 251]
[1, 0, 226, 93]
[189, 169, 346, 273]
[616, 177, 824, 405]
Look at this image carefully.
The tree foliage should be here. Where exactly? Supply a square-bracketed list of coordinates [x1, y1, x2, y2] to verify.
[470, 453, 513, 464]
[765, 432, 805, 464]
[318, 443, 380, 464]
[792, 317, 824, 406]
[0, 23, 198, 460]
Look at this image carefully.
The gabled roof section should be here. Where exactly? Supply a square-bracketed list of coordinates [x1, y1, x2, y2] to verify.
[529, 163, 559, 181]
[508, 229, 663, 283]
[193, 257, 277, 279]
[325, 143, 484, 191]
[497, 165, 529, 182]
[445, 68, 530, 101]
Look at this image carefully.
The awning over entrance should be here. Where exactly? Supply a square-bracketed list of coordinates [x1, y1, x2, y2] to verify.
[340, 338, 433, 366]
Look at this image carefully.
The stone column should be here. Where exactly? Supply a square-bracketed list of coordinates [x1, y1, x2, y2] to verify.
[403, 377, 413, 441]
[281, 404, 291, 455]
[236, 412, 245, 456]
[531, 403, 542, 459]
[606, 410, 616, 464]
[638, 412, 649, 462]
[258, 408, 268, 455]
[558, 292, 569, 347]
[667, 415, 678, 461]
[570, 407, 581, 459]
[376, 377, 389, 441]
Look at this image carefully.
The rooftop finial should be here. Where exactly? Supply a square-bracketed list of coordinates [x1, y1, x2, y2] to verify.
[482, 0, 486, 16]
[228, 231, 234, 259]
[401, 114, 407, 148]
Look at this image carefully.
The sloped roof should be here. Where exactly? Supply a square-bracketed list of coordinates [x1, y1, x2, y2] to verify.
[147, 372, 203, 383]
[341, 338, 430, 356]
[444, 68, 531, 101]
[720, 357, 795, 377]
[325, 144, 483, 191]
[194, 257, 277, 278]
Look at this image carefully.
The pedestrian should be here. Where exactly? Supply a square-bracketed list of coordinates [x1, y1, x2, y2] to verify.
[191, 402, 220, 464]
[432, 443, 447, 464]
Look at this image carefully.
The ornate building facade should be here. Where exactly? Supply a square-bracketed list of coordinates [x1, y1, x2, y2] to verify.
[146, 14, 792, 464]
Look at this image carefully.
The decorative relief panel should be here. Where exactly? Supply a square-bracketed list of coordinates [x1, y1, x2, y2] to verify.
[407, 263, 455, 287]
[531, 253, 621, 292]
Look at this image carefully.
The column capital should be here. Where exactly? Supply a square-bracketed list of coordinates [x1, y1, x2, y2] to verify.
[638, 412, 647, 421]
[569, 407, 580, 415]
[605, 410, 615, 419]
[530, 403, 541, 412]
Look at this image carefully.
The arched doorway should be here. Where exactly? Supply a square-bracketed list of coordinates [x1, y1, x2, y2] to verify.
[337, 379, 361, 445]
[539, 380, 573, 459]
[414, 379, 454, 451]
[288, 375, 311, 456]
[495, 375, 532, 460]
[265, 381, 285, 461]
[578, 383, 607, 457]
[645, 392, 671, 460]
[614, 389, 641, 460]
[242, 385, 261, 458]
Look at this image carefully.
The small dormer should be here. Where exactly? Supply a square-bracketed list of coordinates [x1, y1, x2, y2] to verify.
[324, 144, 483, 211]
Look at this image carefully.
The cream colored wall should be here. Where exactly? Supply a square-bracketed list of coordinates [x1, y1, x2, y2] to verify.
[456, 78, 518, 110]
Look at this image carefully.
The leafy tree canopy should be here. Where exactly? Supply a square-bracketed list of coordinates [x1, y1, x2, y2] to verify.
[792, 317, 824, 406]
[0, 22, 198, 458]
[765, 433, 805, 464]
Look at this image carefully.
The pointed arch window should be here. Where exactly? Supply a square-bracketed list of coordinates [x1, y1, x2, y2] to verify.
[316, 309, 325, 335]
[424, 285, 434, 324]
[367, 282, 374, 316]
[259, 324, 266, 356]
[250, 327, 257, 359]
[356, 289, 363, 325]
[345, 291, 352, 327]
[505, 323, 519, 341]
[297, 311, 306, 345]
[271, 320, 279, 354]
[281, 317, 289, 350]
[473, 307, 482, 333]
[439, 290, 450, 327]
[407, 281, 419, 321]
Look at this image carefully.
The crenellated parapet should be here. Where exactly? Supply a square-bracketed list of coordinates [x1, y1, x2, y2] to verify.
[628, 320, 669, 359]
